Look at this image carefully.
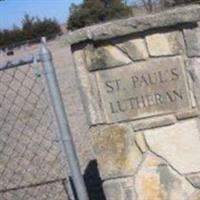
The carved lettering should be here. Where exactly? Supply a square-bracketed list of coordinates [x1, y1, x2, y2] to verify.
[107, 89, 184, 114]
[97, 58, 190, 122]
[105, 79, 121, 93]
[131, 67, 180, 89]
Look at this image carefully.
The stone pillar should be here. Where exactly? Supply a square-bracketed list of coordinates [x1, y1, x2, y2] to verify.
[65, 5, 200, 200]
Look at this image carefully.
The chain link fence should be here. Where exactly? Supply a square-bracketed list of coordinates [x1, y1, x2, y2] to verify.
[0, 59, 70, 199]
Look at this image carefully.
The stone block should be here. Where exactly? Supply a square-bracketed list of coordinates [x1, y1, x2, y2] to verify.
[189, 191, 200, 200]
[186, 173, 200, 189]
[134, 133, 148, 153]
[84, 44, 131, 71]
[116, 38, 148, 61]
[135, 152, 196, 200]
[64, 5, 200, 45]
[187, 58, 200, 108]
[184, 26, 200, 57]
[103, 177, 136, 200]
[144, 119, 200, 174]
[96, 56, 191, 124]
[92, 125, 143, 179]
[73, 49, 105, 125]
[176, 109, 199, 120]
[146, 31, 184, 56]
[133, 115, 176, 131]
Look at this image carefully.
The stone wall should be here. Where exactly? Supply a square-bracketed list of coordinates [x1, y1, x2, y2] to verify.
[65, 5, 200, 200]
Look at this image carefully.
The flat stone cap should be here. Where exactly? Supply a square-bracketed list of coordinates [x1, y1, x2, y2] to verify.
[63, 5, 200, 45]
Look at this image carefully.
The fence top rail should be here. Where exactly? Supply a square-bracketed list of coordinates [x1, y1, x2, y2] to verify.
[62, 5, 200, 45]
[0, 54, 40, 71]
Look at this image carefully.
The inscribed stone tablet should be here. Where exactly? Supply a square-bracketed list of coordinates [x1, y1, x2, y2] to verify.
[96, 57, 191, 123]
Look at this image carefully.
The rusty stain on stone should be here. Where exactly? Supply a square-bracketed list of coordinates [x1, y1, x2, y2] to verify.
[93, 125, 142, 178]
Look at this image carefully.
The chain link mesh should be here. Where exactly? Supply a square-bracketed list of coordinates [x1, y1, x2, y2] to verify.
[0, 63, 69, 199]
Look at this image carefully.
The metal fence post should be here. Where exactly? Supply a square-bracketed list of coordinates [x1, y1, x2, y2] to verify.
[39, 37, 89, 200]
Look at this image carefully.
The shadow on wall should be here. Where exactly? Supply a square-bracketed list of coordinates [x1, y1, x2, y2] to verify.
[70, 160, 106, 200]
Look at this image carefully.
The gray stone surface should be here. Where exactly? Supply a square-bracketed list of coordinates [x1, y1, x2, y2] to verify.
[186, 58, 200, 108]
[50, 43, 94, 170]
[135, 152, 196, 200]
[95, 56, 191, 123]
[189, 191, 200, 200]
[146, 31, 184, 56]
[91, 124, 143, 179]
[144, 119, 200, 174]
[116, 38, 148, 61]
[132, 115, 176, 131]
[73, 48, 105, 125]
[186, 173, 200, 189]
[62, 5, 200, 45]
[176, 108, 199, 120]
[184, 26, 200, 57]
[84, 44, 131, 71]
[134, 133, 148, 153]
[103, 177, 136, 200]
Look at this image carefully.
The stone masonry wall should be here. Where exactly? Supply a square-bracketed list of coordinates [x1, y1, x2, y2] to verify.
[2, 5, 200, 200]
[65, 5, 200, 200]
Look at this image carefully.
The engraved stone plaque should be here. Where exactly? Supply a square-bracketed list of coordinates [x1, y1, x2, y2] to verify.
[96, 57, 191, 123]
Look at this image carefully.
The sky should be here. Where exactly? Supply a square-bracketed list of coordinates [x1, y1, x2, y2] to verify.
[0, 0, 82, 29]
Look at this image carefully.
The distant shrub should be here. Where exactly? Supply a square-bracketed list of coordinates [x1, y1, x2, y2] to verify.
[67, 0, 132, 30]
[0, 14, 61, 48]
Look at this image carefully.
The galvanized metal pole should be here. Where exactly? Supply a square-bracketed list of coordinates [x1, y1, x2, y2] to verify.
[39, 37, 89, 200]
